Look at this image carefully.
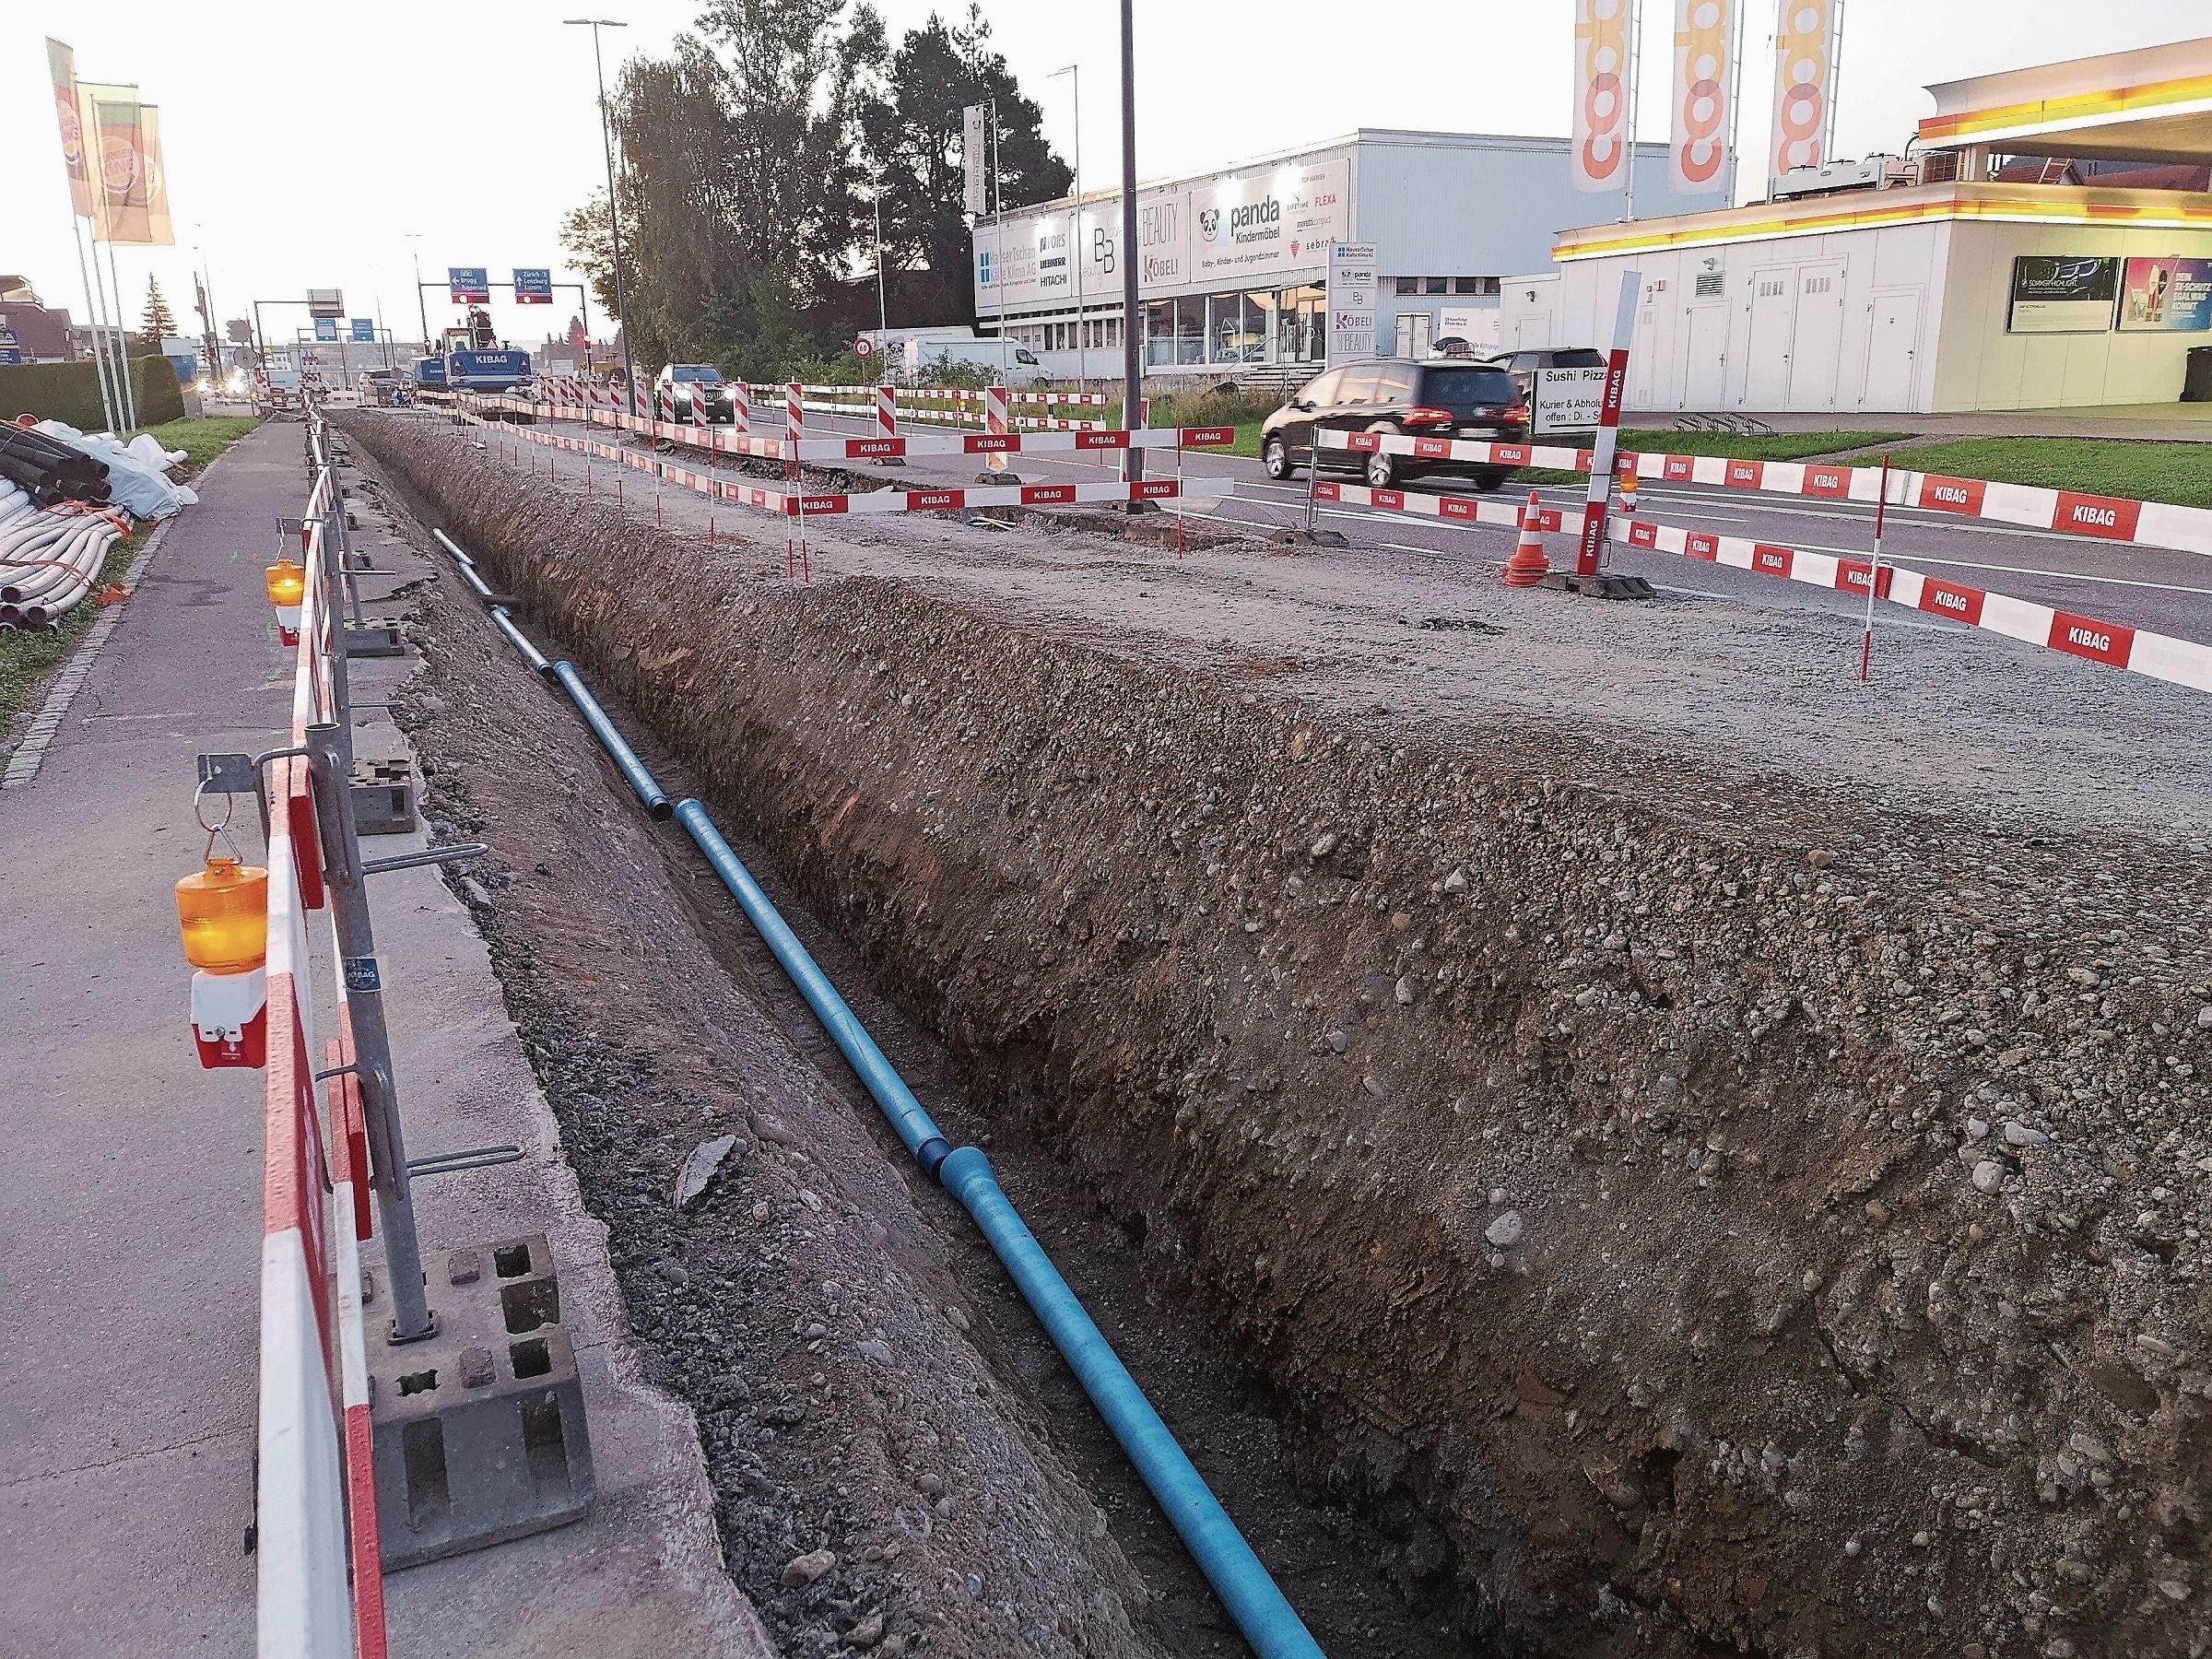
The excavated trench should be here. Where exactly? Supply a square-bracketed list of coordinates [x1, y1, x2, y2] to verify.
[346, 412, 2212, 1659]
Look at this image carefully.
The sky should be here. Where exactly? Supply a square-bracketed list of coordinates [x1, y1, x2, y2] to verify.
[3, 1, 2205, 351]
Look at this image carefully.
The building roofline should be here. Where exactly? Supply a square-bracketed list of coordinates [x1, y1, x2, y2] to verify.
[1550, 180, 2212, 262]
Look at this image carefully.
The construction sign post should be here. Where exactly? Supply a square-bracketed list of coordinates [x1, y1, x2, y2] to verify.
[1573, 268, 1641, 579]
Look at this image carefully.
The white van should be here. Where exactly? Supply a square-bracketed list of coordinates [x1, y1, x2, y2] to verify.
[891, 331, 1047, 388]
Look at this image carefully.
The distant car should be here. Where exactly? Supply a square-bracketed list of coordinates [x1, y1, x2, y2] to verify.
[1257, 359, 1531, 490]
[654, 364, 737, 424]
[1486, 347, 1606, 399]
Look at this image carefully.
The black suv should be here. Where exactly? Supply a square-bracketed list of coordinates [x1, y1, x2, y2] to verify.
[1259, 359, 1530, 490]
[653, 363, 737, 424]
[1487, 347, 1606, 400]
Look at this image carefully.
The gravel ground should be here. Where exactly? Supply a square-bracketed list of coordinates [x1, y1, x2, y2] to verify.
[447, 410, 2212, 838]
[349, 435, 1462, 1658]
[350, 411, 2212, 1658]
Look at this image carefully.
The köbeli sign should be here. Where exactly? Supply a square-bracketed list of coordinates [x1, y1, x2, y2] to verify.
[1325, 242, 1378, 367]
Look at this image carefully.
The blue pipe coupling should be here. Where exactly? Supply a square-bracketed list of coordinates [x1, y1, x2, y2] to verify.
[547, 661, 673, 820]
[937, 1147, 1324, 1659]
[672, 799, 949, 1165]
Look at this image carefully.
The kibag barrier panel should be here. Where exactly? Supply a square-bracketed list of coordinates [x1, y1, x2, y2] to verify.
[1319, 429, 2212, 560]
[258, 477, 387, 1659]
[1611, 513, 2212, 696]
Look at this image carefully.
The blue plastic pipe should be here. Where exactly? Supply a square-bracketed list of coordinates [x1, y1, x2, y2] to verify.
[547, 661, 673, 821]
[488, 606, 552, 675]
[938, 1146, 1325, 1658]
[479, 606, 1322, 1657]
[672, 800, 951, 1170]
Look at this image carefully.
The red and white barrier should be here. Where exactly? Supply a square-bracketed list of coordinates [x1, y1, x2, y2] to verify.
[1323, 429, 2212, 560]
[786, 382, 805, 439]
[1312, 478, 1567, 534]
[254, 444, 386, 1659]
[1614, 514, 2212, 694]
[874, 384, 897, 440]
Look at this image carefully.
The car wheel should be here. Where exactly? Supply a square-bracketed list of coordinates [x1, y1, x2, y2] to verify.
[1473, 470, 1510, 493]
[1364, 447, 1396, 490]
[1263, 436, 1294, 480]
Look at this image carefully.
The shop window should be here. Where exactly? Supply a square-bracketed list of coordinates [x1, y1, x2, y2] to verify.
[1424, 276, 1448, 295]
[1394, 276, 1420, 296]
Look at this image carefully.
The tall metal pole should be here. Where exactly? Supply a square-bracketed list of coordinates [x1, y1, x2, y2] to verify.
[407, 236, 429, 352]
[100, 239, 139, 433]
[874, 192, 888, 347]
[1050, 65, 1085, 389]
[1119, 0, 1142, 486]
[71, 217, 120, 433]
[992, 97, 1007, 380]
[567, 19, 638, 415]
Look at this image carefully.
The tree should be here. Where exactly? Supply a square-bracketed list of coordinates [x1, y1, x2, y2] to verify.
[858, 7, 1071, 328]
[140, 275, 177, 345]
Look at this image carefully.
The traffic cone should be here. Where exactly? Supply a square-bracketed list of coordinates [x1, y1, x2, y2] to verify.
[1501, 490, 1550, 587]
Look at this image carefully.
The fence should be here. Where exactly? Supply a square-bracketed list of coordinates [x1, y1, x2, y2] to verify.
[249, 430, 388, 1659]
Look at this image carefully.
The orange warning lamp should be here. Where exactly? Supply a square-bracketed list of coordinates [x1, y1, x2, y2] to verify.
[175, 854, 270, 973]
[265, 559, 307, 607]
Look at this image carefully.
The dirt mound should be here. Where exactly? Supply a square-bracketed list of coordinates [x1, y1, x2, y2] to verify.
[348, 411, 2212, 1659]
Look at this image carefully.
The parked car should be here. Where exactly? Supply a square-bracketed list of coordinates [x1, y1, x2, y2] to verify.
[1258, 359, 1531, 490]
[1485, 346, 1606, 399]
[653, 363, 737, 424]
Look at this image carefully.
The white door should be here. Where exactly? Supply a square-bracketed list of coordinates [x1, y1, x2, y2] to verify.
[1514, 312, 1553, 349]
[1684, 306, 1727, 409]
[1630, 304, 1659, 407]
[1742, 266, 1795, 408]
[1861, 289, 1923, 411]
[1394, 312, 1432, 358]
[1788, 262, 1846, 410]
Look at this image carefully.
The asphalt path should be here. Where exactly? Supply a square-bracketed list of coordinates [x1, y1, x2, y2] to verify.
[768, 407, 2212, 647]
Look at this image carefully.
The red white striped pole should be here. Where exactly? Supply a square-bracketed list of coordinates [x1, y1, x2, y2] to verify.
[984, 383, 1009, 475]
[787, 382, 806, 441]
[731, 381, 750, 435]
[875, 382, 903, 466]
[1860, 453, 1892, 681]
[1574, 268, 1641, 579]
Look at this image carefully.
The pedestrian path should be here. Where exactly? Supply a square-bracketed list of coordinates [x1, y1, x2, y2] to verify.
[0, 421, 771, 1657]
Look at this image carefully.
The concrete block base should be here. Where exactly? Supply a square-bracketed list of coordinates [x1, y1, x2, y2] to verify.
[346, 618, 407, 656]
[365, 1233, 594, 1570]
[350, 758, 418, 835]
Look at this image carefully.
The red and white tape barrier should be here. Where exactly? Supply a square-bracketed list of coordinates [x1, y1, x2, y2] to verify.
[1321, 429, 2212, 559]
[1614, 515, 2212, 695]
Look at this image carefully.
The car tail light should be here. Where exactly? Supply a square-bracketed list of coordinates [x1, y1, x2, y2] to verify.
[1403, 406, 1454, 429]
[1502, 404, 1531, 426]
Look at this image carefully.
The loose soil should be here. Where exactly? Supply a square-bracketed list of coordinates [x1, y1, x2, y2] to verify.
[344, 411, 2212, 1659]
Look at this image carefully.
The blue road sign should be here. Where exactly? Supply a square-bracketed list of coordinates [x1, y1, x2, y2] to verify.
[349, 318, 376, 343]
[513, 267, 553, 304]
[313, 317, 339, 342]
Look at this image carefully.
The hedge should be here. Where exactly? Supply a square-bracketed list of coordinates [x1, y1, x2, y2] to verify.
[0, 355, 185, 432]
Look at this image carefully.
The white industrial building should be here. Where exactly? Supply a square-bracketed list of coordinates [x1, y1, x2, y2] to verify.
[969, 129, 1717, 381]
[1503, 37, 2212, 414]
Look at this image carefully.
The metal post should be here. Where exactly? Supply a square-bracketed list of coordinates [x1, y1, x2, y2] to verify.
[409, 237, 430, 352]
[102, 241, 139, 433]
[71, 217, 120, 434]
[1052, 65, 1084, 389]
[874, 192, 888, 347]
[1119, 0, 1143, 488]
[992, 98, 1006, 382]
[569, 18, 639, 417]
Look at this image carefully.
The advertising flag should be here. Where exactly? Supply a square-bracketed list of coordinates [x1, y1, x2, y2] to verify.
[513, 267, 553, 304]
[81, 84, 152, 243]
[138, 105, 176, 245]
[962, 104, 987, 217]
[1770, 0, 1839, 179]
[1572, 0, 1639, 194]
[47, 40, 94, 218]
[449, 267, 490, 303]
[1669, 0, 1735, 195]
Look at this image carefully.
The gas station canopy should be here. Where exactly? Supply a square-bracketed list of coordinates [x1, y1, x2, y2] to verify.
[1919, 36, 2212, 164]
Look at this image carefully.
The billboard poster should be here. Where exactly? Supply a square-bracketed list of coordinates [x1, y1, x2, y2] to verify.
[1669, 0, 1735, 195]
[1572, 0, 1638, 194]
[962, 104, 986, 217]
[2006, 256, 2118, 335]
[1771, 0, 1840, 178]
[82, 85, 152, 244]
[1325, 242, 1378, 367]
[448, 266, 489, 304]
[2117, 256, 2212, 333]
[1535, 366, 1612, 432]
[1135, 188, 1189, 291]
[513, 267, 553, 305]
[1191, 159, 1346, 284]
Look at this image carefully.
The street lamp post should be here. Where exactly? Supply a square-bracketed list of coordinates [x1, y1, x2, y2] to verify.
[1050, 65, 1084, 389]
[1119, 0, 1142, 488]
[565, 18, 638, 414]
[406, 234, 429, 353]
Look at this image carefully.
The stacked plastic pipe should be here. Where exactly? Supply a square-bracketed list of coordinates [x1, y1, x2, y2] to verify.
[0, 423, 113, 509]
[0, 481, 126, 631]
